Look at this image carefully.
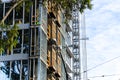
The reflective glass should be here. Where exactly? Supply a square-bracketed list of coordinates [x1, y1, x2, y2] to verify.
[0, 60, 28, 80]
[0, 61, 10, 80]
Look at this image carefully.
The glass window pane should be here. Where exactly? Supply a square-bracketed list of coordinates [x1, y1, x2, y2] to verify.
[0, 61, 10, 80]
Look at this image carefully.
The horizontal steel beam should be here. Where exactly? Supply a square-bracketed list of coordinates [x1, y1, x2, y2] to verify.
[0, 54, 29, 62]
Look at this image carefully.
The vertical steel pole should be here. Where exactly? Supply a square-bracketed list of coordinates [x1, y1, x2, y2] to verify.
[21, 29, 24, 54]
[22, 2, 25, 24]
[9, 61, 12, 80]
[3, 3, 5, 18]
[37, 0, 43, 80]
[20, 60, 23, 80]
[13, 7, 15, 25]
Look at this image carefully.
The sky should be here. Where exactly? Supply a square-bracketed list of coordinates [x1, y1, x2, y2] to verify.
[1, 0, 11, 2]
[86, 0, 120, 80]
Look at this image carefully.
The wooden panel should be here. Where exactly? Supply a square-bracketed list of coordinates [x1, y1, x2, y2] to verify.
[52, 22, 56, 39]
[57, 56, 61, 76]
[47, 21, 56, 39]
[47, 1, 51, 12]
[47, 48, 57, 70]
[47, 50, 50, 66]
[51, 2, 57, 17]
[57, 10, 61, 25]
[47, 1, 56, 18]
[57, 30, 61, 45]
[47, 25, 51, 38]
[52, 48, 56, 68]
[47, 76, 55, 80]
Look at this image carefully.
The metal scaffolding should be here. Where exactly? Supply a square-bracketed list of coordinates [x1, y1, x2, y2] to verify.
[72, 10, 81, 80]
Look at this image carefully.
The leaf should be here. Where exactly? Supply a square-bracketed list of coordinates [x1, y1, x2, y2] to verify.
[0, 24, 19, 53]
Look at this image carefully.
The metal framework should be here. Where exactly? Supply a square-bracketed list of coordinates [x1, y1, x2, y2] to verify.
[72, 10, 81, 80]
[0, 0, 73, 80]
[0, 1, 47, 80]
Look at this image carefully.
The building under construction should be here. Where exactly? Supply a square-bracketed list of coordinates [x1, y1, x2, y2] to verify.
[0, 0, 83, 80]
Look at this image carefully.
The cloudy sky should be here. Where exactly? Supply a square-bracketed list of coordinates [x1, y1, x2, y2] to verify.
[86, 0, 120, 80]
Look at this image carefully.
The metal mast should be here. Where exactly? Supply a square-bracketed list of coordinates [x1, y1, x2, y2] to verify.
[72, 9, 81, 80]
[81, 13, 88, 80]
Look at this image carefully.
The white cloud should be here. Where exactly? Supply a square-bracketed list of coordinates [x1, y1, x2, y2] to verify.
[101, 1, 120, 13]
[89, 26, 120, 51]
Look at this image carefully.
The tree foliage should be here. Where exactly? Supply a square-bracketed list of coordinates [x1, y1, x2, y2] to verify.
[0, 24, 19, 53]
[0, 0, 31, 54]
[43, 0, 92, 19]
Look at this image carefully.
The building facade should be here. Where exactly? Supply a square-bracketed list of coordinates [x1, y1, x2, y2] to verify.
[0, 0, 74, 80]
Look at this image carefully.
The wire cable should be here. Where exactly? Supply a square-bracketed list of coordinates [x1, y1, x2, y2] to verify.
[81, 55, 120, 74]
[80, 73, 120, 80]
[88, 73, 120, 79]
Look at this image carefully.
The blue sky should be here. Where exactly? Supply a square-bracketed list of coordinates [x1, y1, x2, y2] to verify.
[86, 0, 120, 80]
